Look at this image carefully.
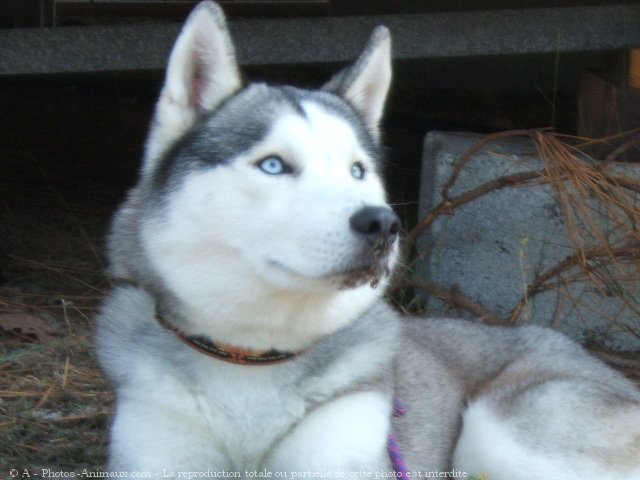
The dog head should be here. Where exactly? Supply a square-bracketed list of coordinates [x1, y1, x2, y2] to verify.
[110, 1, 399, 349]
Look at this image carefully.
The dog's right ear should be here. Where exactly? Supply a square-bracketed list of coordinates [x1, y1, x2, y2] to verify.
[143, 1, 241, 174]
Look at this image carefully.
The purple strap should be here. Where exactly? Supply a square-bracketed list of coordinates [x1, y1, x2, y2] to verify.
[387, 399, 409, 478]
[387, 433, 409, 478]
[392, 398, 406, 416]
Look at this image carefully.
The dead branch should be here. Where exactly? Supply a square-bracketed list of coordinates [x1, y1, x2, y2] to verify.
[440, 128, 552, 203]
[410, 169, 547, 242]
[410, 276, 503, 325]
[507, 245, 640, 324]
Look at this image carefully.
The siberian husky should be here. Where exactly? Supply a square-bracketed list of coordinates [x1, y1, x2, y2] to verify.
[96, 2, 640, 478]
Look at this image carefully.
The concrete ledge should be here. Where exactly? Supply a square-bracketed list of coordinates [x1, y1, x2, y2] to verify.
[1, 4, 639, 75]
[417, 131, 640, 351]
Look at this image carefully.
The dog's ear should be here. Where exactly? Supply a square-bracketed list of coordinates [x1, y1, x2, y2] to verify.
[323, 27, 392, 141]
[143, 1, 241, 173]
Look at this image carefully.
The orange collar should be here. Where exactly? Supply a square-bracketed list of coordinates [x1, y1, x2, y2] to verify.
[155, 314, 301, 365]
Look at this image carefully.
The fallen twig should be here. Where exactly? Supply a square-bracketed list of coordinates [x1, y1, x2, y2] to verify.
[410, 276, 503, 325]
[440, 128, 552, 203]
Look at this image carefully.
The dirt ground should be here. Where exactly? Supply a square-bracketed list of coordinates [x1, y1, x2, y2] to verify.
[0, 76, 147, 472]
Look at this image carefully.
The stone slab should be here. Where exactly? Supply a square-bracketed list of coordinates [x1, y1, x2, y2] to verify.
[417, 131, 640, 351]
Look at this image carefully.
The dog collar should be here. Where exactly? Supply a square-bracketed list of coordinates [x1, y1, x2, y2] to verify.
[155, 314, 301, 365]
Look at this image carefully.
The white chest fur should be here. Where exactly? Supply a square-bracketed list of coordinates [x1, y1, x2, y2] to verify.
[100, 287, 396, 472]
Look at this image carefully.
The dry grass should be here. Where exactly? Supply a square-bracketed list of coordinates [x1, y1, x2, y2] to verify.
[0, 331, 112, 472]
[0, 252, 112, 472]
[1, 153, 114, 471]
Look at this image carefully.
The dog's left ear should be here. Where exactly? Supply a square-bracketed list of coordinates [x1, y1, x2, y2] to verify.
[143, 1, 241, 173]
[324, 27, 392, 141]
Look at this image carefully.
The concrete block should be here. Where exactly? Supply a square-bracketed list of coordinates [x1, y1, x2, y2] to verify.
[417, 131, 640, 351]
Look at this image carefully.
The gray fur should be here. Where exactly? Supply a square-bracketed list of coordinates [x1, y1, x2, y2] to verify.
[395, 318, 640, 469]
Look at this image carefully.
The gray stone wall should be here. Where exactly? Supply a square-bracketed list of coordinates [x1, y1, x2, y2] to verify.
[417, 131, 640, 351]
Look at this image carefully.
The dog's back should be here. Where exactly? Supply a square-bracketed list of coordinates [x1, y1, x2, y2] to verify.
[395, 317, 640, 478]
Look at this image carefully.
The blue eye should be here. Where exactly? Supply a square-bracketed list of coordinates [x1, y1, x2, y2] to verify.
[351, 162, 366, 180]
[257, 156, 291, 175]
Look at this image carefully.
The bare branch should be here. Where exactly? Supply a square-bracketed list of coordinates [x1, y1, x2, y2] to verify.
[410, 276, 503, 325]
[440, 128, 552, 203]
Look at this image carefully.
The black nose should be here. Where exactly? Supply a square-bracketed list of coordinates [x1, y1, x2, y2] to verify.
[349, 206, 400, 245]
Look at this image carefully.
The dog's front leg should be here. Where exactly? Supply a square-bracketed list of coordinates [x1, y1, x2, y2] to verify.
[106, 395, 232, 477]
[263, 391, 392, 475]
